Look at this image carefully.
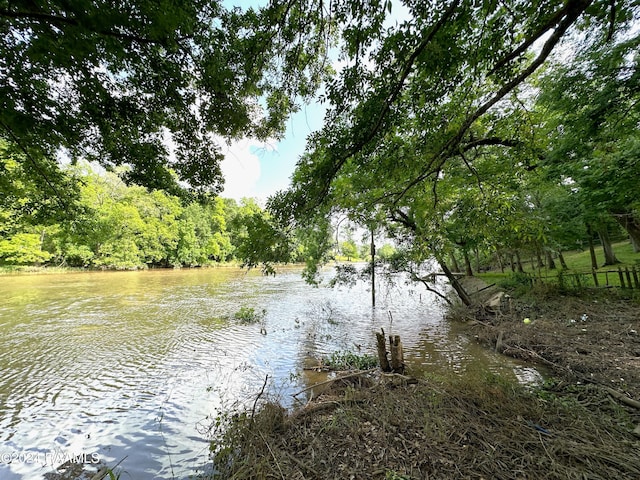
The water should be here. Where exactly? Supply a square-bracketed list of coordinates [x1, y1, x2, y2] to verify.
[0, 266, 541, 479]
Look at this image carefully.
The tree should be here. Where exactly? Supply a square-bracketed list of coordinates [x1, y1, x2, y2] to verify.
[0, 233, 52, 265]
[1, 0, 332, 195]
[275, 1, 637, 303]
[537, 30, 640, 253]
[340, 240, 358, 261]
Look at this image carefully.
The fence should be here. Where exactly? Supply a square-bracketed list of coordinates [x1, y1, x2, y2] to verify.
[528, 266, 640, 290]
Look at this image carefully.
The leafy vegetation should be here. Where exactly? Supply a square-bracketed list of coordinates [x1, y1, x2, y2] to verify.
[322, 350, 378, 370]
[0, 153, 310, 270]
[0, 0, 332, 195]
[233, 307, 267, 324]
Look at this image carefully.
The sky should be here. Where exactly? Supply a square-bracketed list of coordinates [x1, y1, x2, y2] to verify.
[218, 0, 411, 202]
[219, 101, 326, 202]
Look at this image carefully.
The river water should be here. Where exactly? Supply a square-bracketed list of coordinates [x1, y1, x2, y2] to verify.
[0, 266, 541, 479]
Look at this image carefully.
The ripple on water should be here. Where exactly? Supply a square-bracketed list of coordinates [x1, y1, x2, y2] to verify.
[0, 267, 542, 479]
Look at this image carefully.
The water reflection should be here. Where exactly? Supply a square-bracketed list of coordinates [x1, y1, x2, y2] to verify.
[0, 266, 539, 479]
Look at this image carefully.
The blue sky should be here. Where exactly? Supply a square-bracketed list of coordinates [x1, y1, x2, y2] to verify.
[219, 0, 410, 202]
[220, 101, 326, 202]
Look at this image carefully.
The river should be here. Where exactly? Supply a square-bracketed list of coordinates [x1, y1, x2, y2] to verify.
[0, 266, 541, 479]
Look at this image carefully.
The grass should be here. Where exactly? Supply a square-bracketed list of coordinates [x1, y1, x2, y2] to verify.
[322, 350, 378, 370]
[233, 306, 266, 324]
[478, 241, 640, 290]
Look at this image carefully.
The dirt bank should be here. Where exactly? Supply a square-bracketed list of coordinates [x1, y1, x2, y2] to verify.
[462, 280, 640, 401]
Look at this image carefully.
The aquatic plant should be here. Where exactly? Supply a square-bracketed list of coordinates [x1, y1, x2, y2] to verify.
[322, 350, 378, 370]
[233, 306, 266, 324]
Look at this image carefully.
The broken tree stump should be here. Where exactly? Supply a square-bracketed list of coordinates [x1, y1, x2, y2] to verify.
[376, 328, 391, 372]
[389, 335, 405, 374]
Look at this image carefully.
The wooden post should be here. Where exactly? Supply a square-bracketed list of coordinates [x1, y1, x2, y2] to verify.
[625, 268, 632, 289]
[618, 268, 626, 288]
[376, 329, 391, 372]
[632, 267, 639, 289]
[389, 335, 404, 374]
[370, 227, 376, 308]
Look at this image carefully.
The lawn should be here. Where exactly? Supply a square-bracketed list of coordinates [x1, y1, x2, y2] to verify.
[478, 241, 640, 289]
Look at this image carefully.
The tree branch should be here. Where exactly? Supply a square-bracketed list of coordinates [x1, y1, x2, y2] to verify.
[460, 137, 521, 153]
[0, 9, 167, 46]
[310, 0, 461, 206]
[393, 0, 592, 204]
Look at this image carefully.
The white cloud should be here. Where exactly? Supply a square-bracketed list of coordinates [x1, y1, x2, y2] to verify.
[220, 138, 275, 200]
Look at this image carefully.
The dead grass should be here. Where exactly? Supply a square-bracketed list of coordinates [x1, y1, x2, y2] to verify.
[209, 370, 639, 480]
[467, 288, 640, 401]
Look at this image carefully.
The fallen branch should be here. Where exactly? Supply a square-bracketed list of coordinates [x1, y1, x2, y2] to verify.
[604, 386, 640, 410]
[502, 343, 640, 410]
[292, 369, 377, 398]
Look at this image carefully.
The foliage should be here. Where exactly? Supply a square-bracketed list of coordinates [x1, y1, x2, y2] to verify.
[322, 350, 378, 370]
[273, 1, 640, 303]
[0, 0, 333, 194]
[0, 157, 308, 269]
[0, 233, 51, 265]
[233, 307, 267, 324]
[497, 272, 533, 293]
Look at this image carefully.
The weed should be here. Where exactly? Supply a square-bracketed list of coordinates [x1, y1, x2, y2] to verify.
[386, 471, 411, 480]
[322, 350, 378, 370]
[233, 306, 266, 324]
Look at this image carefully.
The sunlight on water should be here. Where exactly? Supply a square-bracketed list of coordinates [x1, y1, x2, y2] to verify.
[0, 266, 539, 479]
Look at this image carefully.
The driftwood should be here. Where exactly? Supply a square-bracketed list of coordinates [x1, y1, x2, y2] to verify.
[604, 386, 640, 410]
[292, 369, 377, 398]
[503, 343, 640, 411]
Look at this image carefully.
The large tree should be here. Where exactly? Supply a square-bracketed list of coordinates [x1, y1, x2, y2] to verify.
[1, 0, 332, 195]
[273, 0, 638, 302]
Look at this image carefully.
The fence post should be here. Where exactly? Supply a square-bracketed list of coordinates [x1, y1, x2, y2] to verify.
[625, 268, 633, 289]
[592, 269, 599, 287]
[575, 274, 582, 288]
[633, 266, 639, 289]
[618, 268, 626, 288]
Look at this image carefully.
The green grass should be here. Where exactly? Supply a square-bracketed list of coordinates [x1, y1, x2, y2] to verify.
[478, 241, 640, 289]
[561, 241, 640, 271]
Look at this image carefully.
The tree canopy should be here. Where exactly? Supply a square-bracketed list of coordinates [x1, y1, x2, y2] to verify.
[271, 0, 639, 294]
[2, 0, 639, 290]
[1, 0, 333, 194]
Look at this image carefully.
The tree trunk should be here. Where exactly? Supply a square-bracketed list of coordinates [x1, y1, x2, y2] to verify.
[495, 247, 504, 273]
[462, 249, 473, 277]
[613, 213, 640, 253]
[509, 253, 516, 272]
[515, 250, 524, 273]
[450, 250, 461, 273]
[370, 228, 376, 308]
[474, 246, 480, 273]
[389, 335, 405, 374]
[375, 330, 391, 372]
[597, 227, 620, 266]
[545, 250, 556, 270]
[535, 244, 544, 269]
[586, 224, 599, 270]
[558, 251, 568, 270]
[439, 259, 472, 306]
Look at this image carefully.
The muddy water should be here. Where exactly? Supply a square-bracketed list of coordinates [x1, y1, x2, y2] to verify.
[0, 266, 541, 479]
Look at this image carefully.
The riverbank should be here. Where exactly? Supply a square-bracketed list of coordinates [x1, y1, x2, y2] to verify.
[209, 280, 640, 479]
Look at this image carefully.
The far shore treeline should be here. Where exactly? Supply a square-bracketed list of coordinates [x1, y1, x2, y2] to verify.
[0, 154, 299, 270]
